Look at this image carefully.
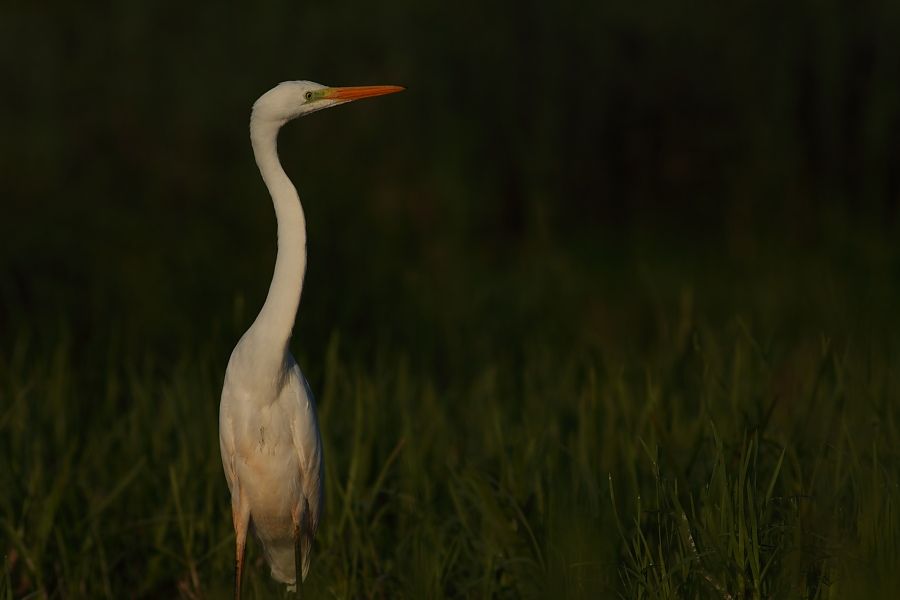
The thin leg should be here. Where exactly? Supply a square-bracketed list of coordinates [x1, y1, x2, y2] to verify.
[303, 496, 312, 549]
[292, 496, 311, 598]
[294, 523, 303, 599]
[234, 556, 242, 600]
[233, 498, 251, 600]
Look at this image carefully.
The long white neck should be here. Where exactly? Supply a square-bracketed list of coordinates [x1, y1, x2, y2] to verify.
[245, 117, 307, 363]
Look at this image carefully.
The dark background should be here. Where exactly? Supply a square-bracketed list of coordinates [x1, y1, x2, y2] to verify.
[3, 2, 900, 597]
[3, 0, 900, 367]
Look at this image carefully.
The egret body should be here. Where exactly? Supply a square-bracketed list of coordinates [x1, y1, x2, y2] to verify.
[218, 80, 403, 599]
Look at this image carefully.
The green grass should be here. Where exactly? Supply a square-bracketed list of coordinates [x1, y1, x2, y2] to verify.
[2, 225, 900, 599]
[4, 0, 900, 596]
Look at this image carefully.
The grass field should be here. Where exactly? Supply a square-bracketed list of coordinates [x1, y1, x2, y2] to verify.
[4, 0, 900, 597]
[2, 221, 899, 599]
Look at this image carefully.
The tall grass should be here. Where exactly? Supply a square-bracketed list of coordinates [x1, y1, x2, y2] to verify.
[2, 307, 898, 598]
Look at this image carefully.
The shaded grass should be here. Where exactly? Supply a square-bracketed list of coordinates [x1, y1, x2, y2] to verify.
[2, 310, 899, 598]
[2, 216, 900, 598]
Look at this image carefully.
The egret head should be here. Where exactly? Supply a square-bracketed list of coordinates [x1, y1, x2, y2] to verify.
[251, 80, 404, 125]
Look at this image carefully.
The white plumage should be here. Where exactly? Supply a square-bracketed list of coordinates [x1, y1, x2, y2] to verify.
[218, 80, 403, 598]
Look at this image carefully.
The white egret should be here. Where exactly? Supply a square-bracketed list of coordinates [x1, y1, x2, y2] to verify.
[218, 80, 403, 599]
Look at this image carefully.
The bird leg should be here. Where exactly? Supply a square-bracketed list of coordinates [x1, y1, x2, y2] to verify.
[293, 522, 303, 599]
[293, 496, 311, 598]
[233, 498, 251, 600]
[304, 496, 313, 546]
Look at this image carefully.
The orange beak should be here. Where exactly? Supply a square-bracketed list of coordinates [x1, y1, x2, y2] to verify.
[324, 85, 405, 101]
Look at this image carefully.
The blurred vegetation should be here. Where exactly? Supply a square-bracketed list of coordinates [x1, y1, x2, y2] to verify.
[3, 0, 899, 357]
[2, 0, 900, 598]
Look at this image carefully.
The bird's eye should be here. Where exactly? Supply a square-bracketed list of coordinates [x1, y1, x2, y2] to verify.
[304, 91, 313, 101]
